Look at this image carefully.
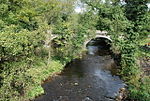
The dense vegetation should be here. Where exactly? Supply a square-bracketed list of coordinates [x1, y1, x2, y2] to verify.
[0, 0, 150, 101]
[0, 0, 96, 101]
[81, 0, 150, 101]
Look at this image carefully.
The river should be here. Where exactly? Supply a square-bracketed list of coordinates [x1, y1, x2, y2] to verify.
[34, 38, 126, 101]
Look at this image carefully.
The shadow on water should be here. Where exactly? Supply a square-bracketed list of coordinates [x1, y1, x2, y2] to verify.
[34, 37, 126, 101]
[86, 37, 112, 56]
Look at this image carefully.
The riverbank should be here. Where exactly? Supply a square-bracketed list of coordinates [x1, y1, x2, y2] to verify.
[0, 56, 64, 101]
[25, 59, 64, 101]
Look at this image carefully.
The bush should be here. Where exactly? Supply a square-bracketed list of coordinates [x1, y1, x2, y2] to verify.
[128, 76, 150, 101]
[0, 57, 63, 101]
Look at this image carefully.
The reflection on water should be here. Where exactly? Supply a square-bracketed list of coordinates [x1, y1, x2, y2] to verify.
[87, 46, 98, 55]
[34, 38, 126, 101]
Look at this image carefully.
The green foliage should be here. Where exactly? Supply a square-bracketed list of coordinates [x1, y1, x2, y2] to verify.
[52, 21, 89, 63]
[0, 0, 65, 101]
[0, 59, 34, 101]
[0, 0, 93, 100]
[78, 9, 99, 29]
[128, 76, 150, 101]
[51, 12, 96, 64]
[27, 85, 44, 99]
[125, 0, 150, 40]
[122, 0, 150, 100]
[82, 0, 150, 100]
[0, 27, 44, 61]
[0, 0, 48, 62]
[0, 57, 63, 101]
[26, 59, 63, 100]
[0, 0, 149, 101]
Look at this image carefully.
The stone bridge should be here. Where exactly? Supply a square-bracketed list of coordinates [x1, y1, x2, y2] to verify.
[45, 30, 111, 49]
[84, 30, 111, 48]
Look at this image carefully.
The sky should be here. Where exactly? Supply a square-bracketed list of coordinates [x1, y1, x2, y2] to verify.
[75, 6, 82, 13]
[148, 3, 150, 8]
[75, 3, 150, 13]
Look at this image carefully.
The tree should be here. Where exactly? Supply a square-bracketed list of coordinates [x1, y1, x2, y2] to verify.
[122, 1, 150, 100]
[0, 0, 61, 100]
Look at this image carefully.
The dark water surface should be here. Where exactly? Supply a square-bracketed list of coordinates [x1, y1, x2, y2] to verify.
[34, 39, 125, 101]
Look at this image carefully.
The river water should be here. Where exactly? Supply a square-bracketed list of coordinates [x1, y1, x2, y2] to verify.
[34, 38, 126, 101]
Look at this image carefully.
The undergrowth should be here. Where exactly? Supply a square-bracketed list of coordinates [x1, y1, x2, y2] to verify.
[0, 56, 63, 101]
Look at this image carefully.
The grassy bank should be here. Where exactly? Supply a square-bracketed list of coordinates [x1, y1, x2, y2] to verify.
[26, 59, 63, 100]
[0, 56, 63, 101]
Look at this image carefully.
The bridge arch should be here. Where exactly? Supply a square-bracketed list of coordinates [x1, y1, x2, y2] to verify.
[84, 34, 112, 49]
